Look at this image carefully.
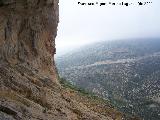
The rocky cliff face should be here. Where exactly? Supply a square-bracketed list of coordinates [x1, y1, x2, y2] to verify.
[0, 0, 59, 82]
[0, 0, 136, 120]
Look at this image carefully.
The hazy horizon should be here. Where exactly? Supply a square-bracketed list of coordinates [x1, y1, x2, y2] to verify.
[56, 0, 160, 56]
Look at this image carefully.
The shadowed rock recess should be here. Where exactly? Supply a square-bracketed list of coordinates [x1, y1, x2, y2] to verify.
[0, 0, 139, 120]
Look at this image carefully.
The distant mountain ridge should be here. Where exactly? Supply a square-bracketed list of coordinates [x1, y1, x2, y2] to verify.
[56, 38, 160, 120]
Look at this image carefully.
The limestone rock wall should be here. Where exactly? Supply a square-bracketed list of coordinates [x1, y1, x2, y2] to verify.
[0, 0, 59, 82]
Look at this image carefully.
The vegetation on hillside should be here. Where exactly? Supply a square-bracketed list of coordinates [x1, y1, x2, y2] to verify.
[57, 74, 141, 120]
[56, 39, 160, 120]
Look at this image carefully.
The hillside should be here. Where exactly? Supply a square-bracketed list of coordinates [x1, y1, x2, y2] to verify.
[1, 62, 131, 120]
[0, 0, 135, 120]
[56, 39, 160, 120]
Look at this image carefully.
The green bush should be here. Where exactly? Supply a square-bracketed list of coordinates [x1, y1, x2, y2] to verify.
[59, 77, 86, 93]
[59, 77, 113, 106]
[56, 68, 109, 103]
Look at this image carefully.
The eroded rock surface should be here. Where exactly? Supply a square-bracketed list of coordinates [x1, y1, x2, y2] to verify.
[0, 0, 59, 81]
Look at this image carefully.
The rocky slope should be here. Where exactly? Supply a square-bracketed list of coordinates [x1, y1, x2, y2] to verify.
[0, 0, 132, 120]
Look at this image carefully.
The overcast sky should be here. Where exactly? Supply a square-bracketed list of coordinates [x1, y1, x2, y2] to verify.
[56, 0, 160, 56]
